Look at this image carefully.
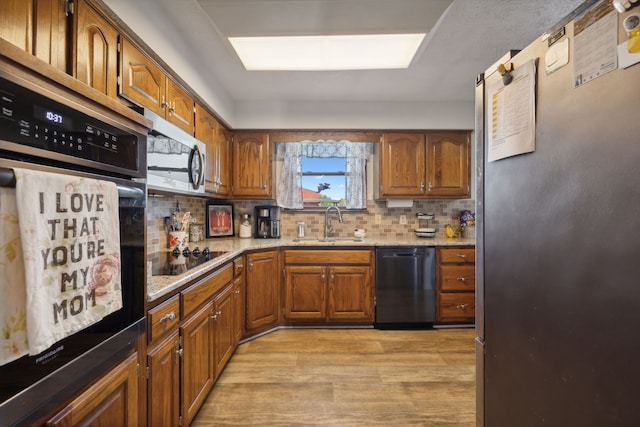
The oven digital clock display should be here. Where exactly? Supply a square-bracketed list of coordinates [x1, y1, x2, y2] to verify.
[34, 105, 73, 130]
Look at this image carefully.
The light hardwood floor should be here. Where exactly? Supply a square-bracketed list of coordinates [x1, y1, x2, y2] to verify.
[192, 328, 476, 426]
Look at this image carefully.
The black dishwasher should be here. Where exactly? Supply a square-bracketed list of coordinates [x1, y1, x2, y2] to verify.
[375, 247, 436, 329]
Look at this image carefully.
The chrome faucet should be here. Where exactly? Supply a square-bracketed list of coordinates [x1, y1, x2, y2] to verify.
[324, 206, 343, 238]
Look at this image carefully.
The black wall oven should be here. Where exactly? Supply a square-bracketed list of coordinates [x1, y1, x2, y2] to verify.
[0, 71, 146, 425]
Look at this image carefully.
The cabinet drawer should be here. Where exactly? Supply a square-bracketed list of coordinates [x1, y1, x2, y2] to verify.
[182, 263, 233, 317]
[438, 292, 475, 322]
[233, 256, 245, 277]
[285, 250, 371, 265]
[148, 295, 180, 342]
[439, 248, 475, 264]
[439, 265, 476, 292]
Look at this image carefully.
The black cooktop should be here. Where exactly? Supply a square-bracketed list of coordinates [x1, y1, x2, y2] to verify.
[150, 247, 228, 276]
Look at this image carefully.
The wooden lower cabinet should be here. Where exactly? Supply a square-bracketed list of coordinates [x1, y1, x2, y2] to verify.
[328, 265, 372, 321]
[47, 352, 139, 426]
[284, 250, 373, 324]
[245, 250, 281, 333]
[436, 247, 476, 324]
[213, 283, 236, 379]
[181, 301, 215, 427]
[147, 332, 180, 427]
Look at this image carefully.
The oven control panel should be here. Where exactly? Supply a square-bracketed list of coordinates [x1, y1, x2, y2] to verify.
[0, 77, 140, 175]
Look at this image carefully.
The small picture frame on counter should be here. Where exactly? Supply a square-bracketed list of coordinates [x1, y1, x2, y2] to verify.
[205, 201, 234, 238]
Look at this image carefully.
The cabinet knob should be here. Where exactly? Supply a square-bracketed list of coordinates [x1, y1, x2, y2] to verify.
[420, 181, 425, 193]
[428, 181, 433, 192]
[456, 304, 469, 309]
[175, 348, 183, 358]
[321, 272, 326, 282]
[159, 311, 176, 323]
[456, 277, 467, 282]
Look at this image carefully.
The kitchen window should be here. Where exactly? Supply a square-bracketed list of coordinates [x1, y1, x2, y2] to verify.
[275, 141, 374, 210]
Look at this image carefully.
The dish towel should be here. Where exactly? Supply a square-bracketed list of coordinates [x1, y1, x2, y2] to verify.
[12, 168, 123, 356]
[0, 186, 29, 365]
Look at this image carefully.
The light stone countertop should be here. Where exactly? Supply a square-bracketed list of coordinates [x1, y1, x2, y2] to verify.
[147, 235, 476, 302]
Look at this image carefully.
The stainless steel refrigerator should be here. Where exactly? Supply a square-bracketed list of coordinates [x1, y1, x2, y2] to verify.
[475, 1, 640, 425]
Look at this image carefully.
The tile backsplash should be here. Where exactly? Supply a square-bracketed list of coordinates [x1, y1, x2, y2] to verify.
[147, 192, 476, 254]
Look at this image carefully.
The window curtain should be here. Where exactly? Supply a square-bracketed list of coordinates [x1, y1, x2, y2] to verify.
[276, 141, 373, 209]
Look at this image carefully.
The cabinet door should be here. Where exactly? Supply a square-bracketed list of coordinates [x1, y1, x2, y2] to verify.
[47, 353, 139, 426]
[166, 78, 194, 134]
[233, 272, 245, 343]
[74, 0, 118, 99]
[181, 301, 215, 427]
[426, 131, 470, 198]
[119, 38, 166, 114]
[147, 332, 180, 427]
[0, 0, 33, 53]
[328, 266, 372, 321]
[284, 265, 327, 321]
[35, 0, 67, 72]
[1, 0, 67, 71]
[232, 132, 272, 198]
[195, 103, 219, 193]
[215, 126, 232, 197]
[379, 133, 426, 197]
[213, 283, 236, 379]
[245, 250, 280, 332]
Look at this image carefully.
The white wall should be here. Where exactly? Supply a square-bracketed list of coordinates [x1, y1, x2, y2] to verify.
[232, 100, 474, 130]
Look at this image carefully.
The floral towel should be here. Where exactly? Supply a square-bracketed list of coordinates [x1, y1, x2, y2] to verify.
[13, 168, 123, 356]
[0, 187, 29, 365]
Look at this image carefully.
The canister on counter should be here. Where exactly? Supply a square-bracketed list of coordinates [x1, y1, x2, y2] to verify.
[189, 222, 204, 243]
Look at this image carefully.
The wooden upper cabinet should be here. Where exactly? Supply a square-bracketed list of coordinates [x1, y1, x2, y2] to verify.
[165, 78, 195, 134]
[216, 126, 232, 196]
[120, 38, 195, 134]
[426, 131, 471, 198]
[1, 0, 68, 72]
[196, 103, 218, 193]
[196, 104, 231, 196]
[232, 132, 272, 198]
[120, 37, 166, 112]
[378, 131, 471, 200]
[74, 0, 118, 98]
[0, 0, 33, 53]
[378, 133, 426, 197]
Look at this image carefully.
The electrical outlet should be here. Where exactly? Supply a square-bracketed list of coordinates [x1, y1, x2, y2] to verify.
[399, 215, 407, 225]
[375, 214, 382, 224]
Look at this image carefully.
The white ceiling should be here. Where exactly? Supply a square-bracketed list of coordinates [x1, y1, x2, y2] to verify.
[103, 0, 584, 129]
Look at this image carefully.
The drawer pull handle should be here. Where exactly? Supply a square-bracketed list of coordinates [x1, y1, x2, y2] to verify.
[456, 304, 469, 309]
[457, 277, 467, 282]
[456, 254, 467, 259]
[159, 311, 176, 323]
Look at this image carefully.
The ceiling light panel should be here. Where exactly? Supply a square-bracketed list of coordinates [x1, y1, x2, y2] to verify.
[228, 34, 426, 71]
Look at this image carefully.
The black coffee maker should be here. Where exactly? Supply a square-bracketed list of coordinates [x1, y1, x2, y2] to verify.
[254, 206, 281, 238]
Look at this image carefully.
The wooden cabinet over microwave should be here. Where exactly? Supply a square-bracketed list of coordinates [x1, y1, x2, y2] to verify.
[119, 37, 195, 134]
